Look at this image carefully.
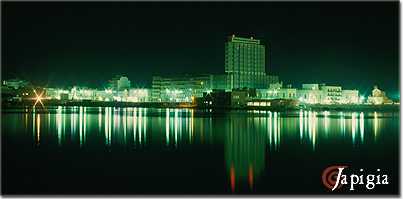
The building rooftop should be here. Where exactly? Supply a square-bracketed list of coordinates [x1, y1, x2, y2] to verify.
[229, 35, 260, 45]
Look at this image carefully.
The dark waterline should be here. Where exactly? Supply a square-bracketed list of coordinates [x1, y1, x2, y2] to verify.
[2, 107, 400, 195]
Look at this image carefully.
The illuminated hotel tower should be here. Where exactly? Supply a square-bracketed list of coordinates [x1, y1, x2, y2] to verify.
[225, 35, 267, 89]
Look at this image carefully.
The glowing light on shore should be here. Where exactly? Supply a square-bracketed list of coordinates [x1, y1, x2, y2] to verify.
[33, 89, 45, 108]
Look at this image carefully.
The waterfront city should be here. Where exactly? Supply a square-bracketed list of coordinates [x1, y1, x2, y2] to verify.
[2, 35, 398, 110]
[2, 1, 399, 196]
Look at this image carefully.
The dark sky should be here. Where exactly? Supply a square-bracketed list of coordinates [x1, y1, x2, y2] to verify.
[2, 2, 399, 96]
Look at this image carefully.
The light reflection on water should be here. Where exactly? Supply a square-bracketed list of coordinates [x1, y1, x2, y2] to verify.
[11, 106, 396, 192]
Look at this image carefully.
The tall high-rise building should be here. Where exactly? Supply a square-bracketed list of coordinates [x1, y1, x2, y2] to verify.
[225, 35, 267, 89]
[151, 35, 280, 102]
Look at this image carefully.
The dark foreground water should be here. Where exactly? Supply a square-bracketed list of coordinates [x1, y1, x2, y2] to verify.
[2, 107, 400, 195]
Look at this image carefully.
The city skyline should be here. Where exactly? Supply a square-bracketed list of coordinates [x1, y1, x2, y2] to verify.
[1, 2, 400, 196]
[3, 2, 399, 96]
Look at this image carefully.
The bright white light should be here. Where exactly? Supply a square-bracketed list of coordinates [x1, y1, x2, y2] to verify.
[33, 89, 45, 108]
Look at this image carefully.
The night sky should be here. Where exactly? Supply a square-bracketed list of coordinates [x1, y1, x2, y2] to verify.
[2, 2, 399, 97]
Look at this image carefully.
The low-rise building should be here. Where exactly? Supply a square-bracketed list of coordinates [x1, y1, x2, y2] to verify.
[256, 83, 297, 100]
[297, 84, 323, 104]
[70, 87, 96, 101]
[3, 78, 30, 90]
[341, 90, 359, 104]
[196, 90, 231, 108]
[127, 89, 149, 102]
[296, 83, 357, 104]
[278, 86, 297, 100]
[367, 86, 393, 105]
[297, 89, 323, 104]
[320, 85, 342, 104]
[231, 90, 248, 107]
[152, 74, 213, 102]
[44, 88, 70, 100]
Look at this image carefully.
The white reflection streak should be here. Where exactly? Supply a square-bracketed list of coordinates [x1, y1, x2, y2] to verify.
[143, 108, 147, 144]
[324, 111, 329, 135]
[273, 112, 277, 149]
[115, 108, 120, 144]
[104, 107, 109, 146]
[299, 110, 303, 140]
[24, 110, 28, 131]
[57, 106, 62, 146]
[304, 111, 308, 135]
[98, 107, 102, 133]
[139, 108, 142, 144]
[268, 111, 272, 147]
[108, 107, 112, 146]
[48, 112, 51, 133]
[63, 107, 66, 137]
[79, 107, 83, 147]
[374, 112, 378, 141]
[308, 111, 312, 142]
[166, 109, 170, 145]
[84, 107, 87, 145]
[36, 114, 40, 146]
[175, 109, 178, 147]
[32, 109, 36, 141]
[186, 110, 190, 143]
[71, 109, 74, 140]
[190, 109, 194, 143]
[133, 108, 137, 144]
[123, 108, 127, 145]
[277, 112, 281, 146]
[360, 112, 364, 143]
[352, 112, 357, 144]
[179, 111, 182, 141]
[74, 106, 78, 141]
[339, 112, 345, 136]
[312, 112, 317, 150]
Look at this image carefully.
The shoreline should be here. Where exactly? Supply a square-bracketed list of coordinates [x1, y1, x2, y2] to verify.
[1, 100, 400, 113]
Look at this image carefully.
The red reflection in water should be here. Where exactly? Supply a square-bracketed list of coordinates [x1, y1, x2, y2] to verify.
[230, 164, 235, 192]
[248, 165, 254, 190]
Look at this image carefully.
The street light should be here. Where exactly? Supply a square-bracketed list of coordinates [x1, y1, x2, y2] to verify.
[33, 89, 45, 108]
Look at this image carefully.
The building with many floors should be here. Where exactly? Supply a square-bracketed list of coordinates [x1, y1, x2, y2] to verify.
[151, 35, 280, 102]
[297, 83, 359, 104]
[151, 74, 213, 102]
[225, 35, 267, 89]
[44, 87, 150, 102]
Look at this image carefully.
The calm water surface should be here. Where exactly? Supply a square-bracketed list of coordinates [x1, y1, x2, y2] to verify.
[2, 107, 399, 195]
